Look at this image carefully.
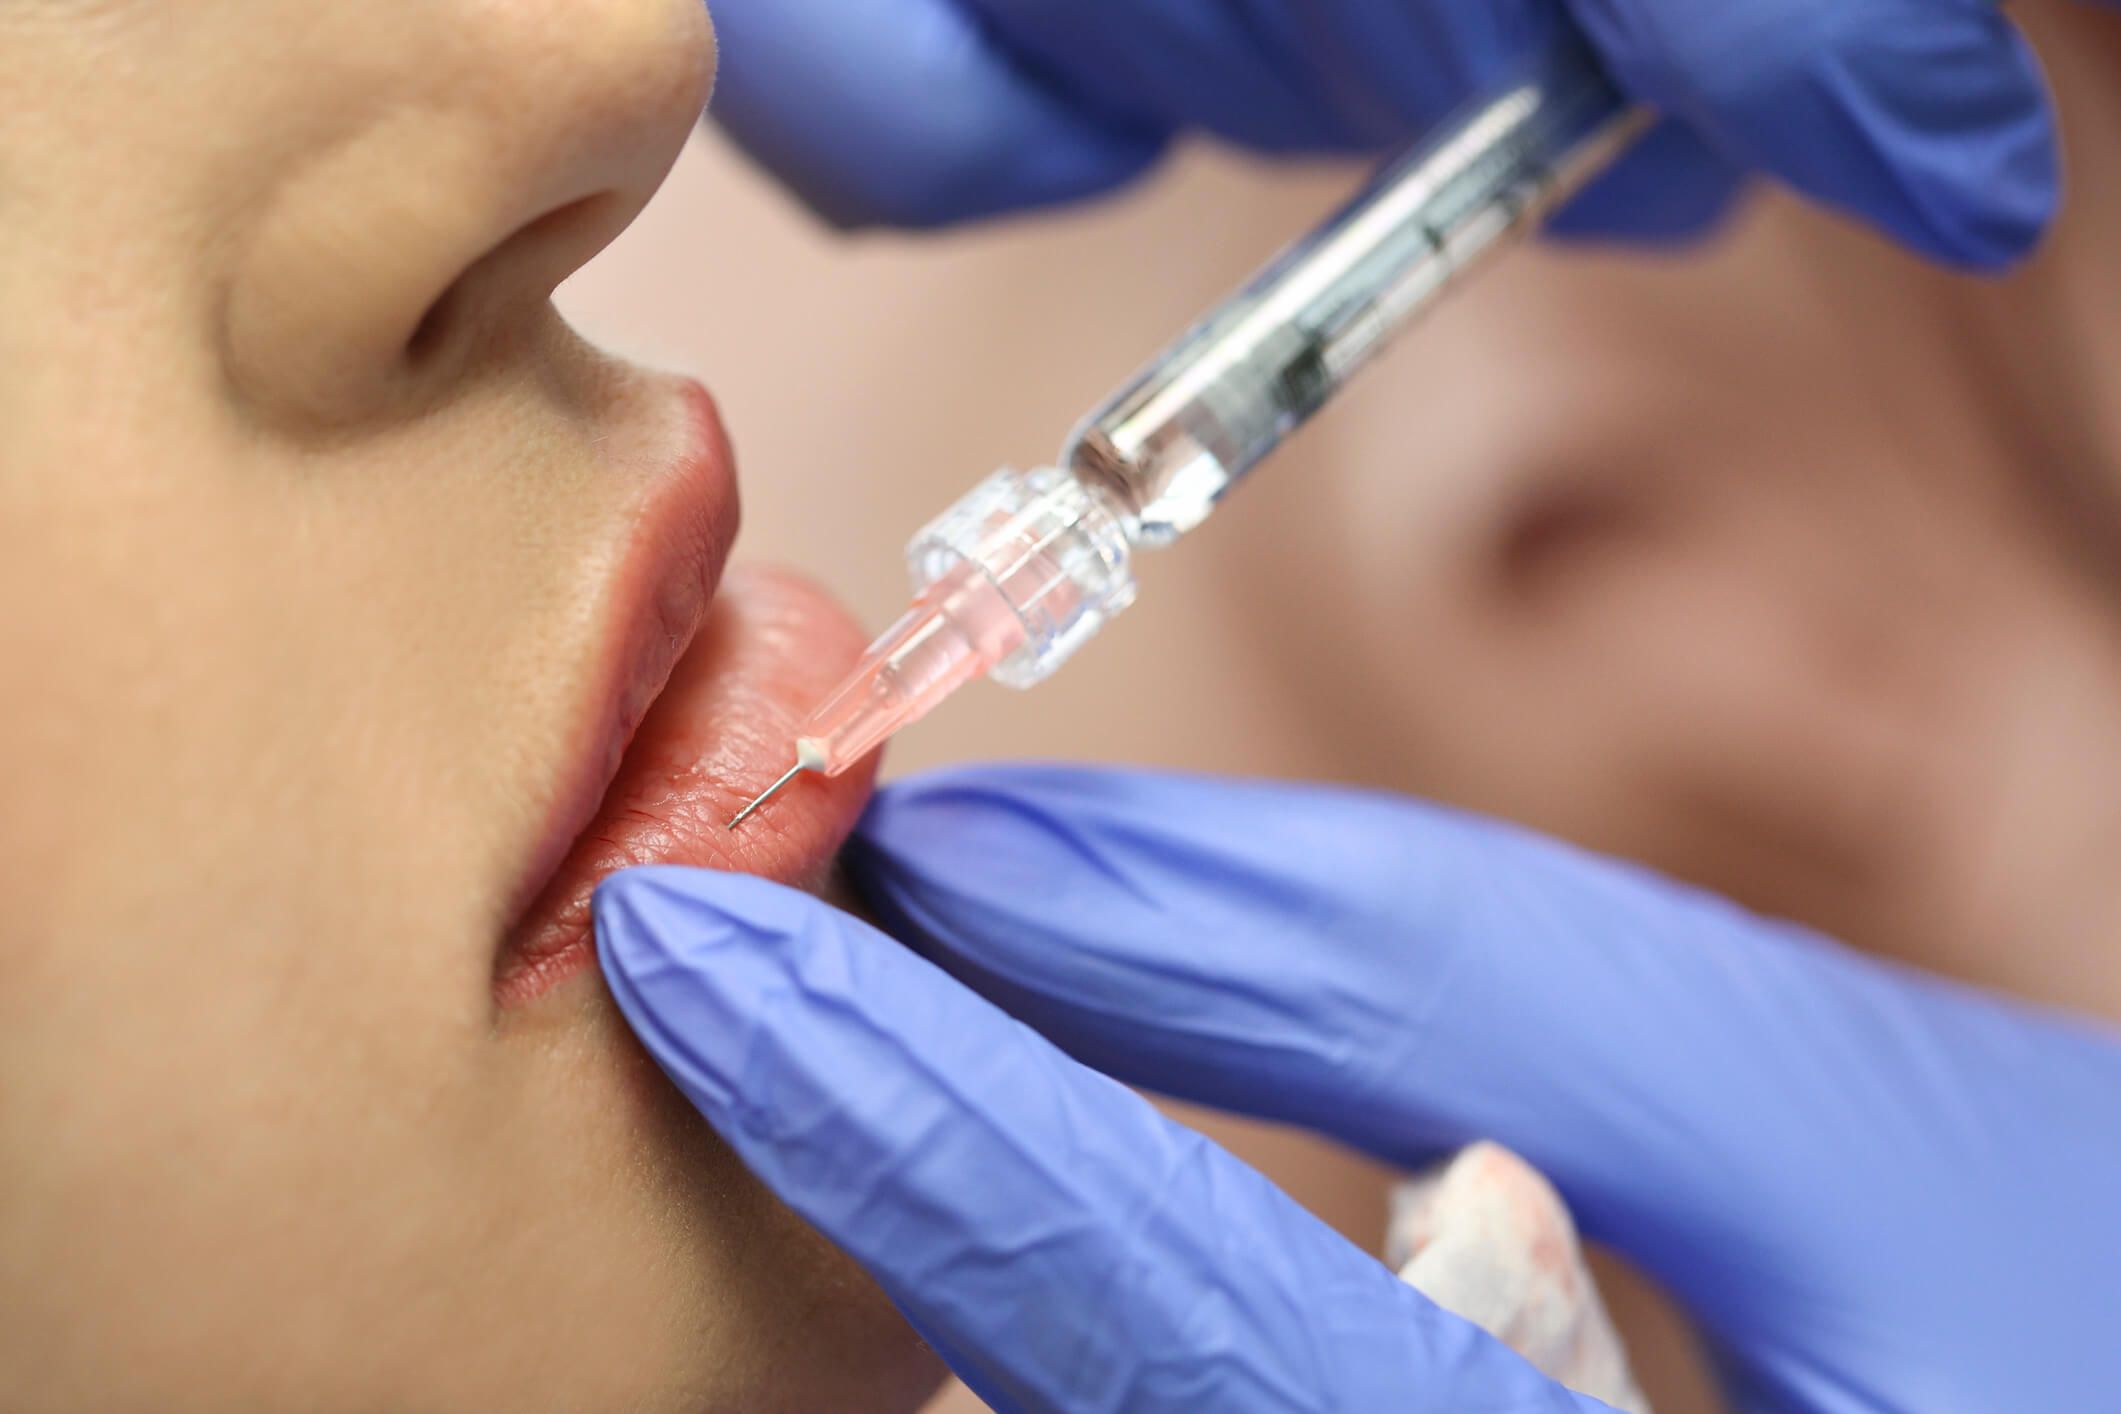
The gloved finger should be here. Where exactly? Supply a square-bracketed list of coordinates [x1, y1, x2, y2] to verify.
[963, 0, 1744, 241]
[954, 0, 1544, 153]
[845, 767, 2121, 1368]
[594, 867, 1606, 1414]
[1574, 0, 2057, 267]
[904, 0, 2053, 263]
[706, 0, 1167, 229]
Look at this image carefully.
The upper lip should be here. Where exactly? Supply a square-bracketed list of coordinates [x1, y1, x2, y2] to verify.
[492, 378, 884, 1008]
[502, 379, 738, 926]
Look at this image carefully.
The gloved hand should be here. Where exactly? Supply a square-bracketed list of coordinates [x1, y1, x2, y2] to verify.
[706, 0, 2064, 266]
[596, 766, 2121, 1411]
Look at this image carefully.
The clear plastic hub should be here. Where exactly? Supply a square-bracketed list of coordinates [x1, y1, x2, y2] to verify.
[909, 465, 1138, 689]
[793, 466, 1140, 775]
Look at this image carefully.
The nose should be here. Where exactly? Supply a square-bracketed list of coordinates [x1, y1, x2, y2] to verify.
[223, 0, 717, 422]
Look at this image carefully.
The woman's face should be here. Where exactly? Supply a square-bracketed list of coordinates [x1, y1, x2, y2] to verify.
[0, 4, 938, 1408]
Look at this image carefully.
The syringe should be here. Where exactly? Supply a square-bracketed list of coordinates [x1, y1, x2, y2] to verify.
[730, 41, 1649, 828]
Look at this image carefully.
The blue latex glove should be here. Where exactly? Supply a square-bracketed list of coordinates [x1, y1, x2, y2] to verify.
[596, 766, 2121, 1411]
[706, 0, 2064, 266]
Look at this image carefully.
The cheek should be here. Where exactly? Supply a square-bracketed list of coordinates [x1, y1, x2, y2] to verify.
[0, 368, 614, 1373]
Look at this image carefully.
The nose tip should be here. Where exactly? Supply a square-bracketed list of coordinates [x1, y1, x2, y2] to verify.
[506, 0, 718, 230]
[444, 0, 718, 307]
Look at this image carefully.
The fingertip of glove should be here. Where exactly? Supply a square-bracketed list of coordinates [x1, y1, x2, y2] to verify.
[1892, 123, 2058, 273]
[1834, 23, 2057, 271]
[593, 867, 824, 998]
[594, 868, 883, 1130]
[591, 866, 689, 979]
[1863, 23, 2059, 272]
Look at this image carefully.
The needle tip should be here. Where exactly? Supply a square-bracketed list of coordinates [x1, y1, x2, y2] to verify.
[727, 758, 809, 830]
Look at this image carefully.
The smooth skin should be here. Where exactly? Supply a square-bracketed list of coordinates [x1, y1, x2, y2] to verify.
[0, 5, 937, 1410]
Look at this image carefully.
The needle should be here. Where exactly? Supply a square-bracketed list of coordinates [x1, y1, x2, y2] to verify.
[726, 740, 829, 830]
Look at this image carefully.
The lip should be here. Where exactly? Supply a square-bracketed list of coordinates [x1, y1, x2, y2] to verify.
[495, 381, 879, 1008]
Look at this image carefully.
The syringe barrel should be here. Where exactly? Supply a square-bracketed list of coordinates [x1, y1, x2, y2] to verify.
[1063, 42, 1647, 547]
